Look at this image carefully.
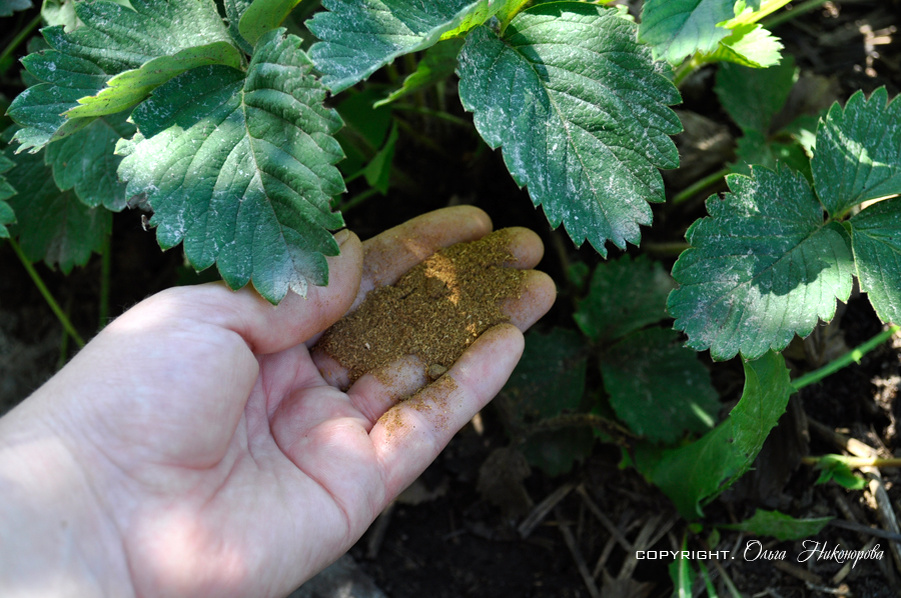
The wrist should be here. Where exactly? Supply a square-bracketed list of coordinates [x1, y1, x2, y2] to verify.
[0, 400, 135, 597]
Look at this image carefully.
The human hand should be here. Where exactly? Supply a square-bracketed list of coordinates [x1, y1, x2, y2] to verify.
[0, 206, 555, 597]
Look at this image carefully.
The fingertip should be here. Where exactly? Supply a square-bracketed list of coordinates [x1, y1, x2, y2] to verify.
[506, 270, 556, 331]
[501, 226, 545, 269]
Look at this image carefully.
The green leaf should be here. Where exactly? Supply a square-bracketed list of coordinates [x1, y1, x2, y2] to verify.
[458, 3, 681, 256]
[634, 351, 792, 518]
[308, 0, 504, 94]
[41, 0, 81, 32]
[0, 0, 31, 17]
[813, 455, 867, 490]
[602, 327, 719, 444]
[363, 123, 399, 194]
[849, 197, 901, 324]
[66, 43, 245, 119]
[668, 537, 696, 598]
[574, 255, 673, 342]
[813, 87, 901, 219]
[44, 111, 136, 211]
[715, 58, 796, 134]
[374, 38, 463, 108]
[224, 0, 256, 54]
[639, 0, 735, 64]
[502, 328, 591, 476]
[7, 0, 239, 151]
[0, 153, 17, 239]
[239, 0, 302, 46]
[502, 328, 588, 422]
[3, 146, 109, 272]
[732, 130, 811, 180]
[725, 0, 785, 26]
[117, 29, 345, 303]
[722, 509, 831, 541]
[700, 23, 783, 68]
[668, 166, 855, 361]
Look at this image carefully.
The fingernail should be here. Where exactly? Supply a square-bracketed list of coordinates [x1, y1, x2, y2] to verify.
[334, 229, 351, 246]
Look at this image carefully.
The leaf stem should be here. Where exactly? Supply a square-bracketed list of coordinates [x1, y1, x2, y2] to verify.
[791, 324, 900, 392]
[762, 0, 830, 29]
[0, 12, 42, 72]
[671, 167, 730, 206]
[8, 237, 86, 349]
[801, 454, 901, 469]
[337, 187, 379, 213]
[391, 103, 473, 129]
[672, 55, 703, 88]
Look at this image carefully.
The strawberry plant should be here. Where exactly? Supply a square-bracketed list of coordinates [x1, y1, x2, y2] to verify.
[2, 0, 901, 591]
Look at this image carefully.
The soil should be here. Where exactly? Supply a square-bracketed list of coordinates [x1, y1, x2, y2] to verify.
[3, 1, 901, 597]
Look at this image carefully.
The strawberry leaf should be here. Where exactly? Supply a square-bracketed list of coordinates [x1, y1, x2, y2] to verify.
[8, 0, 240, 152]
[813, 87, 901, 219]
[603, 327, 719, 444]
[849, 197, 901, 324]
[458, 3, 681, 256]
[308, 0, 505, 94]
[0, 154, 16, 239]
[668, 166, 854, 361]
[640, 0, 736, 64]
[634, 351, 792, 518]
[44, 111, 136, 211]
[117, 29, 345, 303]
[3, 146, 109, 272]
[574, 255, 673, 342]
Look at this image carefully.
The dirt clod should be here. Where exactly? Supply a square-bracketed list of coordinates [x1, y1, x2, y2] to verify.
[316, 229, 526, 386]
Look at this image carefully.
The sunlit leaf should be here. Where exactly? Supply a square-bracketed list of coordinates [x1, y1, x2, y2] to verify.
[458, 3, 681, 256]
[668, 166, 854, 360]
[7, 0, 239, 151]
[813, 87, 901, 219]
[117, 29, 345, 303]
[308, 0, 505, 94]
[849, 197, 901, 324]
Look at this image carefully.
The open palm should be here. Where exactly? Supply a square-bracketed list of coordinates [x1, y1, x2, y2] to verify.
[0, 207, 554, 597]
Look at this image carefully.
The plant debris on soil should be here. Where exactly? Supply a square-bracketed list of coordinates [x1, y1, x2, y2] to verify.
[315, 229, 525, 386]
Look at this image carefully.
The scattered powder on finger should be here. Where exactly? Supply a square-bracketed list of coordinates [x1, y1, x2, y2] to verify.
[315, 229, 527, 385]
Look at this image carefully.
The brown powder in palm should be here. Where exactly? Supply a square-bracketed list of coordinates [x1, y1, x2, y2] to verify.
[316, 229, 526, 385]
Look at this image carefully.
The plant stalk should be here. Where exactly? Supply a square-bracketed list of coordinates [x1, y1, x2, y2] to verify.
[801, 455, 901, 469]
[8, 237, 86, 348]
[792, 324, 900, 392]
[671, 167, 730, 206]
[0, 12, 42, 71]
[337, 187, 379, 213]
[762, 0, 831, 29]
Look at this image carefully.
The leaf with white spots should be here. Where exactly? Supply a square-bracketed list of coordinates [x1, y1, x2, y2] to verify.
[457, 3, 681, 256]
[117, 29, 345, 303]
[7, 0, 240, 152]
[668, 166, 855, 361]
[307, 0, 508, 94]
[640, 0, 735, 64]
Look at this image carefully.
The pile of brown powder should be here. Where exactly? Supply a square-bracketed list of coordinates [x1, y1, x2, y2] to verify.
[316, 229, 527, 385]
